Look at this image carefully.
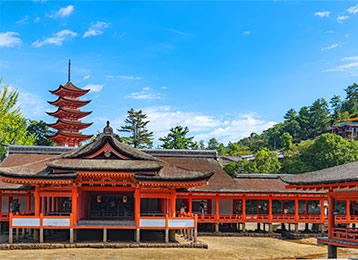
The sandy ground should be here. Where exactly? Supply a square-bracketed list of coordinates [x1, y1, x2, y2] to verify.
[0, 237, 358, 260]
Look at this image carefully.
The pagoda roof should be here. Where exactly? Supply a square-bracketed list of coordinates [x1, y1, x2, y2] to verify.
[47, 119, 93, 130]
[50, 82, 89, 95]
[48, 96, 91, 108]
[48, 131, 93, 141]
[47, 107, 92, 119]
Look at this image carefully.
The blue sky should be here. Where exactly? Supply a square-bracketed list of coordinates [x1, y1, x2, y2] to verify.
[1, 1, 358, 146]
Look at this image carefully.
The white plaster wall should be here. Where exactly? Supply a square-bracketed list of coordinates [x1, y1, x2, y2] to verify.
[219, 199, 233, 214]
[210, 199, 233, 214]
[18, 197, 27, 213]
[2, 197, 8, 212]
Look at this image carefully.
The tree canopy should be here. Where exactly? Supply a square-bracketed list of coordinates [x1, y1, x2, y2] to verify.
[27, 120, 56, 146]
[0, 82, 36, 156]
[159, 125, 198, 149]
[118, 108, 153, 148]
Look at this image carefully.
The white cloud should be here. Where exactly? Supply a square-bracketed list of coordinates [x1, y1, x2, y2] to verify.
[48, 5, 74, 18]
[34, 17, 40, 23]
[161, 86, 167, 89]
[119, 75, 142, 80]
[126, 87, 164, 100]
[0, 32, 21, 47]
[32, 29, 77, 47]
[348, 4, 358, 14]
[326, 30, 334, 34]
[315, 11, 331, 17]
[83, 21, 110, 38]
[6, 84, 47, 118]
[197, 113, 276, 143]
[84, 84, 104, 92]
[242, 31, 250, 36]
[325, 62, 358, 72]
[169, 29, 196, 37]
[321, 43, 340, 51]
[16, 16, 29, 25]
[342, 56, 358, 61]
[337, 15, 350, 23]
[77, 75, 90, 83]
[118, 106, 276, 144]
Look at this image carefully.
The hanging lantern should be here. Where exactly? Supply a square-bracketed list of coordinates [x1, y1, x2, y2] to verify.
[123, 195, 127, 203]
[97, 195, 102, 203]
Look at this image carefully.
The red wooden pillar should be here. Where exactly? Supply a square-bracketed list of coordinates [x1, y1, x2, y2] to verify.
[242, 198, 246, 220]
[47, 196, 50, 214]
[72, 186, 78, 225]
[41, 197, 46, 214]
[233, 199, 237, 214]
[0, 192, 2, 213]
[27, 195, 31, 213]
[134, 188, 140, 228]
[170, 190, 176, 217]
[305, 200, 309, 215]
[207, 199, 212, 214]
[281, 200, 285, 215]
[257, 200, 261, 215]
[51, 197, 55, 212]
[295, 199, 299, 221]
[320, 199, 325, 220]
[215, 196, 219, 220]
[34, 187, 40, 216]
[188, 195, 192, 213]
[328, 194, 335, 239]
[55, 197, 59, 212]
[269, 198, 273, 221]
[346, 199, 351, 221]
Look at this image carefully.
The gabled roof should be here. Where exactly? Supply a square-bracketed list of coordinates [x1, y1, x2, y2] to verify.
[281, 161, 358, 186]
[0, 123, 213, 183]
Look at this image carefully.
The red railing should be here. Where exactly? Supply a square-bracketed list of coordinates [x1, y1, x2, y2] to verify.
[178, 212, 327, 223]
[0, 211, 34, 221]
[332, 228, 358, 243]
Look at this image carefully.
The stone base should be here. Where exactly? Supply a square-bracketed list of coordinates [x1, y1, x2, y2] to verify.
[198, 232, 281, 239]
[0, 241, 208, 250]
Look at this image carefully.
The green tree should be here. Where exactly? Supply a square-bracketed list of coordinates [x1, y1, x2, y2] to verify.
[159, 126, 197, 149]
[280, 132, 293, 150]
[207, 138, 221, 150]
[199, 140, 206, 150]
[223, 162, 237, 178]
[0, 83, 36, 156]
[301, 133, 358, 170]
[254, 148, 281, 173]
[27, 120, 56, 146]
[118, 108, 153, 148]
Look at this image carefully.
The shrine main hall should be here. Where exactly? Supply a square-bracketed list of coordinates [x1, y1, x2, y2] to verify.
[0, 76, 357, 253]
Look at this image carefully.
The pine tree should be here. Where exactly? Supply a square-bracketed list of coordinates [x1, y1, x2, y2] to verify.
[159, 126, 197, 149]
[118, 108, 153, 148]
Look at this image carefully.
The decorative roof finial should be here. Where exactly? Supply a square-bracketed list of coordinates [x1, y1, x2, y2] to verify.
[103, 121, 113, 135]
[68, 59, 71, 82]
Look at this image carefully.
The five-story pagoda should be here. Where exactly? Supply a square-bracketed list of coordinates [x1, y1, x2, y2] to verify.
[47, 60, 93, 147]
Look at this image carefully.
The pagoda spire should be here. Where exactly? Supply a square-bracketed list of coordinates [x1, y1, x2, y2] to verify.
[47, 61, 92, 147]
[68, 59, 71, 82]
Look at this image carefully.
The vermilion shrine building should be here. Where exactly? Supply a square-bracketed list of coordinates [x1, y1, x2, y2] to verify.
[0, 73, 355, 247]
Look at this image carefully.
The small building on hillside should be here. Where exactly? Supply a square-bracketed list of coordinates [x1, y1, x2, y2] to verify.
[327, 118, 358, 139]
